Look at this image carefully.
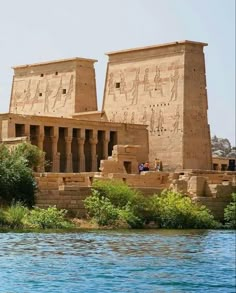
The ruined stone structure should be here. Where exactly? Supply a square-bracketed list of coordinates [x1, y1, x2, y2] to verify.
[103, 41, 212, 170]
[0, 40, 212, 171]
[0, 41, 235, 219]
[0, 57, 149, 172]
[0, 113, 148, 172]
[35, 170, 236, 221]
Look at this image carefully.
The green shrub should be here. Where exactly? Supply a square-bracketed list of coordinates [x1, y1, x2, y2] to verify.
[0, 207, 6, 226]
[84, 181, 220, 229]
[128, 193, 154, 225]
[26, 206, 73, 229]
[0, 143, 38, 207]
[84, 180, 147, 227]
[118, 206, 143, 228]
[4, 202, 29, 229]
[84, 195, 119, 226]
[91, 179, 141, 208]
[224, 193, 236, 229]
[13, 142, 45, 170]
[150, 190, 219, 229]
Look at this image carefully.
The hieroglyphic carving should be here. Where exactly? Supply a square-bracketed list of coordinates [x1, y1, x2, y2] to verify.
[123, 111, 128, 123]
[143, 68, 149, 91]
[12, 92, 20, 113]
[148, 108, 165, 136]
[172, 106, 180, 132]
[22, 79, 31, 110]
[154, 66, 164, 97]
[62, 75, 74, 107]
[130, 112, 135, 124]
[108, 73, 116, 101]
[143, 68, 152, 97]
[149, 108, 155, 135]
[157, 109, 164, 131]
[44, 80, 53, 112]
[110, 112, 117, 122]
[107, 62, 181, 110]
[170, 69, 179, 101]
[52, 77, 63, 109]
[130, 68, 140, 105]
[30, 80, 41, 110]
[139, 107, 147, 125]
[120, 72, 127, 100]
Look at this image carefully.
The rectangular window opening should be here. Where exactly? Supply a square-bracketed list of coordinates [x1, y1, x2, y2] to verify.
[115, 82, 120, 89]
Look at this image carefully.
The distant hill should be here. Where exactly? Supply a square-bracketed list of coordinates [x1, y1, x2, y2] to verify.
[211, 136, 236, 158]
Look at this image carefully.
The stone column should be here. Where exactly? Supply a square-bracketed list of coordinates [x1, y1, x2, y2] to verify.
[77, 138, 85, 172]
[65, 136, 73, 172]
[37, 126, 44, 149]
[24, 124, 30, 141]
[89, 137, 98, 172]
[37, 134, 44, 150]
[37, 127, 45, 172]
[103, 131, 110, 159]
[8, 120, 15, 138]
[52, 127, 59, 172]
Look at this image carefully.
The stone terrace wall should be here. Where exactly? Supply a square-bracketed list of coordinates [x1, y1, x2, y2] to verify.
[170, 170, 236, 221]
[35, 170, 236, 221]
[35, 173, 94, 217]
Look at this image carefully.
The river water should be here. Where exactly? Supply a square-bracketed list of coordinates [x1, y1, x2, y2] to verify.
[0, 230, 235, 292]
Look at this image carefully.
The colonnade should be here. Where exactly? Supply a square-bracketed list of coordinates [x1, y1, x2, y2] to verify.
[15, 123, 116, 173]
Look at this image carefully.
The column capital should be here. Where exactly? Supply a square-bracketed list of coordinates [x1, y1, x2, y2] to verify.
[51, 135, 58, 141]
[89, 138, 98, 145]
[77, 137, 85, 144]
[104, 130, 110, 141]
[38, 134, 44, 141]
[65, 136, 73, 143]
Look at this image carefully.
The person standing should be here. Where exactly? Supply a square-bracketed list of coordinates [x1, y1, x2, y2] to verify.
[154, 158, 160, 171]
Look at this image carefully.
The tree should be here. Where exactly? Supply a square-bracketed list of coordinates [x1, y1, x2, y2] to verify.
[0, 143, 44, 207]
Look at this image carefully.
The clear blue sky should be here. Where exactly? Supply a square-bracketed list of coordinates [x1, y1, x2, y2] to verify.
[0, 0, 235, 145]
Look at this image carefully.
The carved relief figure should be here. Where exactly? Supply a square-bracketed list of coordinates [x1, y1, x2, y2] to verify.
[140, 107, 147, 125]
[149, 108, 155, 134]
[44, 80, 53, 112]
[120, 72, 127, 100]
[22, 79, 31, 110]
[110, 112, 117, 122]
[170, 69, 179, 101]
[12, 89, 22, 113]
[157, 109, 164, 131]
[130, 112, 135, 124]
[123, 111, 128, 123]
[154, 66, 163, 97]
[108, 72, 116, 101]
[63, 75, 74, 107]
[30, 80, 41, 110]
[172, 106, 180, 132]
[143, 68, 152, 97]
[130, 69, 140, 105]
[52, 77, 63, 109]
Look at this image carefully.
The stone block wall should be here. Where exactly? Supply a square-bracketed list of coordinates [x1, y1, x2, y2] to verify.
[35, 170, 236, 221]
[35, 173, 94, 217]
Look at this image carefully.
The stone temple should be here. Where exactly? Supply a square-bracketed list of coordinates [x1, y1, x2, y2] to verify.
[0, 40, 212, 172]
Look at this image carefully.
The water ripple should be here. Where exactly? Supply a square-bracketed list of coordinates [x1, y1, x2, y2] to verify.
[0, 230, 235, 292]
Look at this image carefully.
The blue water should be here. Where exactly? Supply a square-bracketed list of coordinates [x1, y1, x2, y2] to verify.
[0, 230, 235, 293]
